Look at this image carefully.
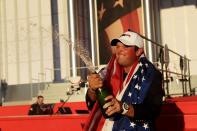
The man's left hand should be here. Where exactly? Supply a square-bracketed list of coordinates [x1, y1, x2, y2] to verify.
[103, 95, 122, 116]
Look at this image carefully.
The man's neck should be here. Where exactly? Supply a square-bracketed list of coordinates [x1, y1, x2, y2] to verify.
[123, 60, 139, 73]
[124, 66, 132, 73]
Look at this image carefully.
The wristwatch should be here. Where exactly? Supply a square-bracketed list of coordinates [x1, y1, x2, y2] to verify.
[121, 102, 129, 115]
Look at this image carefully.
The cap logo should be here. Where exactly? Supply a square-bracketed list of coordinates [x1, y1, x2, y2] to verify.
[121, 33, 131, 37]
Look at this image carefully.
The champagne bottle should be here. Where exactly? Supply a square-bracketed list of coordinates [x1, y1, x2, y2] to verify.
[93, 68, 113, 118]
[95, 87, 112, 118]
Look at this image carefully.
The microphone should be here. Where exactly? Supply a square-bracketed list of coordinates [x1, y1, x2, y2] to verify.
[54, 92, 73, 114]
[54, 78, 82, 114]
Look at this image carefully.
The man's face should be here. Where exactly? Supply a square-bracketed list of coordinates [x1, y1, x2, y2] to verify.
[37, 97, 44, 105]
[116, 42, 138, 67]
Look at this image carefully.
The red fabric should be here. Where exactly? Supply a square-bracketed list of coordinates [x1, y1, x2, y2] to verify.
[83, 56, 118, 131]
[120, 10, 140, 33]
[125, 61, 138, 86]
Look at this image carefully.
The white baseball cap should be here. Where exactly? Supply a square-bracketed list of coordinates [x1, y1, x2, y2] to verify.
[111, 31, 144, 48]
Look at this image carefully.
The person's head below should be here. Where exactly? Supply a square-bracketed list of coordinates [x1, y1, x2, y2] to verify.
[111, 31, 144, 73]
[36, 95, 44, 105]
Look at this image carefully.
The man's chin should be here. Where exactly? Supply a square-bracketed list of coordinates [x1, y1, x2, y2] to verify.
[117, 60, 126, 66]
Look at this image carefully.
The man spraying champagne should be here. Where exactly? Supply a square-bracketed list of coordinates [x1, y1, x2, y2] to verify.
[85, 31, 163, 131]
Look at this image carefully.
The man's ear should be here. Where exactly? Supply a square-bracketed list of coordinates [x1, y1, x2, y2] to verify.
[136, 48, 144, 57]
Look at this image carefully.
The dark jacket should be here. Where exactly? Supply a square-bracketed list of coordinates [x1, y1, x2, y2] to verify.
[28, 103, 53, 115]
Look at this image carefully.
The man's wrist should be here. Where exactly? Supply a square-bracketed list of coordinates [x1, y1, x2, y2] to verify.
[121, 103, 135, 118]
[121, 102, 129, 115]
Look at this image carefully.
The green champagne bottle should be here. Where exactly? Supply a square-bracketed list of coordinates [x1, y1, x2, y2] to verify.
[95, 87, 112, 118]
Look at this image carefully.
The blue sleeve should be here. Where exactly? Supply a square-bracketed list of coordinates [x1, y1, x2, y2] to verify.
[132, 70, 164, 121]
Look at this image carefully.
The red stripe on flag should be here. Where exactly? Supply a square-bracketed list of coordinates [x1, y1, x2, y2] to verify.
[120, 10, 140, 33]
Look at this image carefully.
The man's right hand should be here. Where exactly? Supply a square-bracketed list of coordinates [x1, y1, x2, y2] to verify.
[86, 73, 103, 101]
[87, 73, 103, 90]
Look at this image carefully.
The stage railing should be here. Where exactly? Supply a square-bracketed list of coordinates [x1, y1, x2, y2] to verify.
[134, 30, 192, 97]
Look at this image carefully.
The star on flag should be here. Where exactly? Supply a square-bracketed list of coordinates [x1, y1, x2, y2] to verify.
[143, 123, 149, 130]
[142, 76, 146, 82]
[139, 62, 143, 67]
[128, 92, 132, 97]
[113, 0, 124, 8]
[133, 75, 137, 79]
[135, 84, 141, 90]
[98, 3, 106, 20]
[130, 122, 136, 128]
[141, 69, 144, 74]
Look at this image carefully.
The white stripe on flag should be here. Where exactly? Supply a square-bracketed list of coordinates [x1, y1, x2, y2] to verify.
[105, 19, 124, 42]
[105, 19, 124, 54]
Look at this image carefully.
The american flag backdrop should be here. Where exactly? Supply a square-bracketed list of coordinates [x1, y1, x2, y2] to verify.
[97, 0, 143, 64]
